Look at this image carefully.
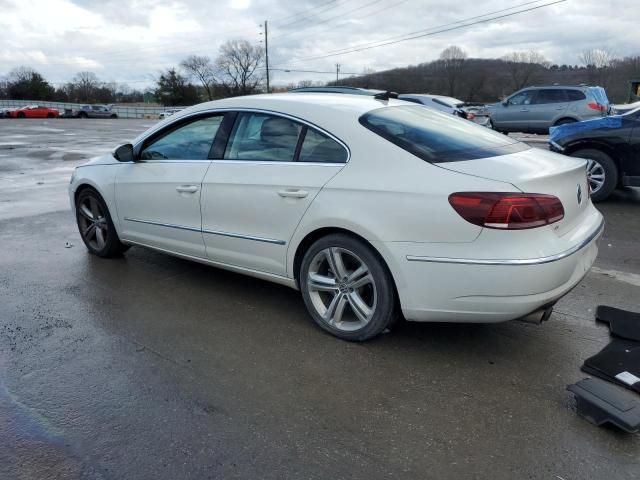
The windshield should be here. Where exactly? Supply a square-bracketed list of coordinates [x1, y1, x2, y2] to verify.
[359, 105, 529, 163]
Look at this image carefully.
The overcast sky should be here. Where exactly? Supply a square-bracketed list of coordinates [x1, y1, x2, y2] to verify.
[0, 0, 637, 89]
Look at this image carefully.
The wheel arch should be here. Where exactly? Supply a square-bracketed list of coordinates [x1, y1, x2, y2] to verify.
[291, 226, 403, 312]
[553, 116, 580, 126]
[564, 140, 621, 168]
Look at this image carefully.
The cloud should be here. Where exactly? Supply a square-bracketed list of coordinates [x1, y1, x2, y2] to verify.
[0, 0, 637, 88]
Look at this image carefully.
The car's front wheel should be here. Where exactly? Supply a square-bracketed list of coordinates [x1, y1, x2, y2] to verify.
[75, 188, 129, 257]
[570, 149, 618, 202]
[300, 234, 397, 341]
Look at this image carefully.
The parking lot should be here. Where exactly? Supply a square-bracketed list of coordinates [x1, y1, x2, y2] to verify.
[1, 119, 639, 479]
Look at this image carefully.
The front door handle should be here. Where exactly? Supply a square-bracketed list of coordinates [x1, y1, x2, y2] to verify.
[278, 189, 308, 198]
[520, 108, 530, 112]
[176, 185, 199, 193]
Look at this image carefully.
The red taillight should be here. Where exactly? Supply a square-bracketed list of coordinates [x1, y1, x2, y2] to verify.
[587, 102, 606, 111]
[448, 192, 564, 230]
[466, 112, 476, 120]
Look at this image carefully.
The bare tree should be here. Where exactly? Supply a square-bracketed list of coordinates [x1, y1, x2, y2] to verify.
[72, 71, 100, 102]
[439, 45, 467, 97]
[502, 51, 549, 90]
[216, 39, 264, 96]
[180, 55, 218, 100]
[580, 48, 615, 87]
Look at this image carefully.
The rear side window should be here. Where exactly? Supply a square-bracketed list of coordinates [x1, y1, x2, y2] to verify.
[566, 90, 586, 101]
[225, 112, 302, 161]
[533, 89, 567, 104]
[299, 128, 347, 163]
[359, 105, 529, 163]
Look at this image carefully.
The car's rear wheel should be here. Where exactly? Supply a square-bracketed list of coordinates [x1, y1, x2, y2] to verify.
[300, 234, 396, 341]
[75, 189, 129, 257]
[47, 112, 55, 118]
[570, 149, 618, 202]
[79, 112, 88, 119]
[17, 112, 25, 118]
[110, 114, 118, 119]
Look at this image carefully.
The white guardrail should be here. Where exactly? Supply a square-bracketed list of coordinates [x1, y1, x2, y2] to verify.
[0, 99, 185, 119]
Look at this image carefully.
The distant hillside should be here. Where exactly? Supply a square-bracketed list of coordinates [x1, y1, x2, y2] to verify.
[331, 56, 640, 103]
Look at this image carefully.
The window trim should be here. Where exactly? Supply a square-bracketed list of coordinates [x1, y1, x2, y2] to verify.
[136, 112, 228, 162]
[133, 108, 350, 165]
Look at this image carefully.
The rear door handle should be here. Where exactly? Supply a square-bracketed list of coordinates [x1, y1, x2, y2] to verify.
[278, 189, 308, 198]
[176, 185, 199, 193]
[520, 109, 530, 112]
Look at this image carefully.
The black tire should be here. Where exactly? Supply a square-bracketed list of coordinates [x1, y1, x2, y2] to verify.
[554, 118, 577, 126]
[110, 114, 118, 119]
[79, 112, 88, 119]
[489, 119, 508, 135]
[570, 149, 618, 202]
[17, 112, 25, 118]
[47, 112, 55, 118]
[299, 233, 397, 341]
[75, 188, 129, 257]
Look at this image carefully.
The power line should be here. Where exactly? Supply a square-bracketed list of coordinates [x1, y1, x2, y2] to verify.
[271, 0, 387, 41]
[278, 0, 566, 66]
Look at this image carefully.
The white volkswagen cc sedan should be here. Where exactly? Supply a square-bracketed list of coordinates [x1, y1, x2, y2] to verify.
[69, 93, 604, 341]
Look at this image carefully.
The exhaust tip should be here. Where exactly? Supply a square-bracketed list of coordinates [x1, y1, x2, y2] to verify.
[519, 305, 554, 325]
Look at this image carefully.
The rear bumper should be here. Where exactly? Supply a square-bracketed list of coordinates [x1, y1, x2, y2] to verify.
[377, 215, 604, 323]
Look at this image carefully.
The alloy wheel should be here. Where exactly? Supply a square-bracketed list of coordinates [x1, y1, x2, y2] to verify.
[586, 158, 605, 195]
[306, 247, 377, 332]
[77, 196, 109, 251]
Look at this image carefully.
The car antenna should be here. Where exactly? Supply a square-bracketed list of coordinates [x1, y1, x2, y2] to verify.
[374, 91, 399, 100]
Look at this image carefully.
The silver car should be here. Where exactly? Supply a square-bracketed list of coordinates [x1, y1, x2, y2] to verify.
[488, 85, 609, 134]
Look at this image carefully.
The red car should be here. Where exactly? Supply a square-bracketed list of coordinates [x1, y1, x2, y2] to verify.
[6, 105, 60, 118]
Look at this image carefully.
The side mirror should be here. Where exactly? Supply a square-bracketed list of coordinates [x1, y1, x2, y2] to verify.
[501, 100, 509, 106]
[114, 143, 135, 162]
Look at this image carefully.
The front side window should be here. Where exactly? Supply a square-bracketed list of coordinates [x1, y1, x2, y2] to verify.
[225, 112, 302, 161]
[140, 115, 223, 160]
[508, 91, 534, 106]
[359, 105, 529, 163]
[299, 128, 348, 163]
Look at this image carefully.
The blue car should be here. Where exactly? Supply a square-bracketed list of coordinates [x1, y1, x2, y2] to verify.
[549, 108, 640, 201]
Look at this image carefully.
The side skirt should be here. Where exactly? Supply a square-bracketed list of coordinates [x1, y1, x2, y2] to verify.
[122, 239, 299, 290]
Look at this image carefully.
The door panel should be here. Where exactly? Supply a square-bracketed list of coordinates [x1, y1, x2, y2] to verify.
[114, 113, 225, 257]
[492, 91, 534, 132]
[115, 161, 211, 257]
[201, 162, 342, 275]
[528, 89, 568, 132]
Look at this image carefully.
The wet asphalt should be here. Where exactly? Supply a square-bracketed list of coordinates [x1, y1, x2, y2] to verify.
[0, 119, 639, 479]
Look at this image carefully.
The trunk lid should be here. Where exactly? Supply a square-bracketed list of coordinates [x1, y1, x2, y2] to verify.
[438, 148, 589, 236]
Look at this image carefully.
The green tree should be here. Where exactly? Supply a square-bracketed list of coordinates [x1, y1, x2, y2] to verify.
[7, 66, 54, 100]
[154, 68, 199, 106]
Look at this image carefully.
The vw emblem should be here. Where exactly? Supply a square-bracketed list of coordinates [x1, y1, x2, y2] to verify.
[577, 183, 582, 205]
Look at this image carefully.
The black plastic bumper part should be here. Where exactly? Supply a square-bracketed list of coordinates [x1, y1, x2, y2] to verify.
[567, 378, 640, 433]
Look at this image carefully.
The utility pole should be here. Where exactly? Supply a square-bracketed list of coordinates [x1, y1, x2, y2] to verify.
[336, 63, 340, 84]
[264, 20, 270, 93]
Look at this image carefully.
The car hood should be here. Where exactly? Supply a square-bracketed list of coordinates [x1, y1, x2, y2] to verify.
[549, 115, 623, 145]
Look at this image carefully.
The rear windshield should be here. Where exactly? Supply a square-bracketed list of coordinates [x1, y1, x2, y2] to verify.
[359, 105, 529, 163]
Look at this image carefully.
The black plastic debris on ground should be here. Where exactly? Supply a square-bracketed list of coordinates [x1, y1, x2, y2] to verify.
[582, 339, 640, 394]
[567, 378, 640, 433]
[596, 305, 640, 342]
